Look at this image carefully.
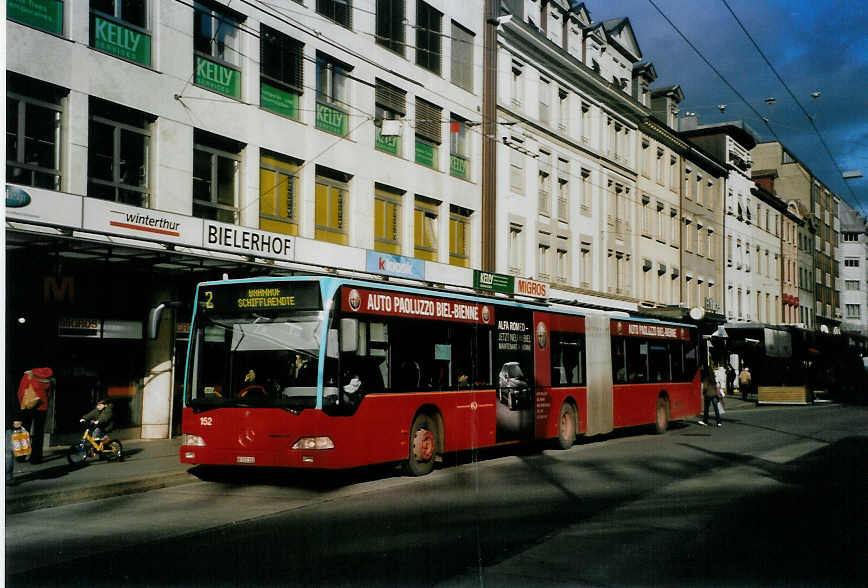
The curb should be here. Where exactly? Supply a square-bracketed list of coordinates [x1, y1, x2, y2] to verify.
[6, 471, 195, 514]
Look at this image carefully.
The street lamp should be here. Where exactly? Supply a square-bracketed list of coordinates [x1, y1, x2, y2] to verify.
[842, 170, 863, 180]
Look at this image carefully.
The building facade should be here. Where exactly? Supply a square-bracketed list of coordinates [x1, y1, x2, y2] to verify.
[752, 142, 841, 331]
[839, 200, 868, 335]
[6, 0, 487, 440]
[780, 201, 804, 325]
[679, 118, 769, 323]
[494, 0, 650, 310]
[793, 200, 817, 328]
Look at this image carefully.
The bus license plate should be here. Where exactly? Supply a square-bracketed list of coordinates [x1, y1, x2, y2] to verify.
[236, 456, 255, 464]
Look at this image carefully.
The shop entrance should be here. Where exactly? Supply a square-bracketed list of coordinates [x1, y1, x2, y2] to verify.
[52, 338, 145, 445]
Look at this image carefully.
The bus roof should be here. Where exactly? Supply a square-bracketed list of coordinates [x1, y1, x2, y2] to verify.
[195, 275, 697, 330]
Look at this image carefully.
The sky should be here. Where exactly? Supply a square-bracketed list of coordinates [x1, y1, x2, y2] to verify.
[584, 0, 868, 218]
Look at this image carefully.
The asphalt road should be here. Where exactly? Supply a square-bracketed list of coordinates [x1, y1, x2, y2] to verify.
[6, 404, 866, 587]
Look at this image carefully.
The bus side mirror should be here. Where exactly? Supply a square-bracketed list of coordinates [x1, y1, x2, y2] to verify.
[340, 318, 358, 353]
[147, 301, 184, 340]
[147, 304, 167, 340]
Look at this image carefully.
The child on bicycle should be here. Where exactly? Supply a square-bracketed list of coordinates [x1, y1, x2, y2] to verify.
[80, 399, 114, 442]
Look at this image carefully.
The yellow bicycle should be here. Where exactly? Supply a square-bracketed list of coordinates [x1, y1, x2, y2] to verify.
[67, 424, 123, 465]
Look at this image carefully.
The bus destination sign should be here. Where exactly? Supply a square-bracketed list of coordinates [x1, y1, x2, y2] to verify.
[612, 320, 690, 341]
[201, 282, 321, 313]
[342, 287, 494, 325]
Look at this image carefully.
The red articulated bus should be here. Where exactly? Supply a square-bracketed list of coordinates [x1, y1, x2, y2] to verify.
[178, 276, 701, 475]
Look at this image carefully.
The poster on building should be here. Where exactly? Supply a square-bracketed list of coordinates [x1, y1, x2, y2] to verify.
[82, 198, 202, 246]
[5, 184, 82, 229]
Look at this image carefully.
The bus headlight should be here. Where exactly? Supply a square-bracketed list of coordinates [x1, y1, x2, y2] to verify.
[182, 434, 206, 446]
[291, 436, 334, 450]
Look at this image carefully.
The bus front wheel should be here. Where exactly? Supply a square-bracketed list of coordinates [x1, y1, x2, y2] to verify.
[406, 414, 438, 476]
[556, 402, 577, 449]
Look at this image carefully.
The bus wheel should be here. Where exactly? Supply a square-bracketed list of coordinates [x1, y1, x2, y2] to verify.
[655, 396, 670, 434]
[406, 414, 437, 476]
[555, 402, 577, 449]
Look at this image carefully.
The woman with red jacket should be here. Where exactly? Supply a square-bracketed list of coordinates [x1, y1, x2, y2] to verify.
[17, 368, 53, 464]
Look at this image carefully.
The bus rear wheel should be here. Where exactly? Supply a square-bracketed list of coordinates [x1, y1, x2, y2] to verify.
[655, 396, 670, 434]
[406, 414, 438, 476]
[556, 402, 577, 449]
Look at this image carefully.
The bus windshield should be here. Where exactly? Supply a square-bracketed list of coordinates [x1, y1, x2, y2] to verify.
[187, 312, 325, 410]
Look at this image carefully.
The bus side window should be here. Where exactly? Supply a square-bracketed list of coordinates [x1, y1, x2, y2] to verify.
[612, 338, 627, 384]
[551, 332, 582, 386]
[683, 342, 698, 380]
[670, 341, 685, 381]
[627, 339, 649, 384]
[649, 344, 670, 383]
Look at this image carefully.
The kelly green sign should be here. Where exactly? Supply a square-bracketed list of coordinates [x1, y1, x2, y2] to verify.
[8, 0, 63, 35]
[195, 55, 240, 98]
[375, 126, 400, 156]
[316, 103, 348, 136]
[473, 270, 515, 295]
[415, 139, 436, 168]
[93, 15, 150, 66]
[450, 154, 469, 179]
[261, 82, 299, 119]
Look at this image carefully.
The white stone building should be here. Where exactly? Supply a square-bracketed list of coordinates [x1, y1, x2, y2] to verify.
[495, 0, 656, 311]
[6, 0, 486, 439]
[839, 200, 868, 335]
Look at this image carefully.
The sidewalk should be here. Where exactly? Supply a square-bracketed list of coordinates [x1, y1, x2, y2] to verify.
[6, 398, 761, 514]
[5, 436, 193, 514]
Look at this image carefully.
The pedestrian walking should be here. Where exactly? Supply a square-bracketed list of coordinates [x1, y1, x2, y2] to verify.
[17, 368, 54, 464]
[726, 364, 736, 397]
[698, 364, 722, 427]
[738, 366, 752, 401]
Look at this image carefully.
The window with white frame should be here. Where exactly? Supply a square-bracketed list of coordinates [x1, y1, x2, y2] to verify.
[511, 60, 524, 108]
[317, 0, 352, 28]
[537, 238, 551, 279]
[557, 88, 568, 133]
[580, 241, 592, 287]
[555, 237, 569, 283]
[193, 2, 243, 97]
[557, 159, 569, 220]
[6, 74, 65, 190]
[509, 137, 524, 193]
[373, 184, 403, 255]
[450, 21, 474, 92]
[846, 304, 862, 319]
[259, 150, 300, 236]
[538, 151, 551, 215]
[580, 168, 592, 213]
[509, 223, 524, 274]
[88, 97, 152, 206]
[449, 113, 470, 180]
[316, 52, 352, 135]
[315, 166, 351, 245]
[376, 0, 405, 54]
[539, 78, 551, 126]
[414, 195, 440, 261]
[416, 1, 442, 75]
[193, 129, 242, 223]
[449, 205, 472, 267]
